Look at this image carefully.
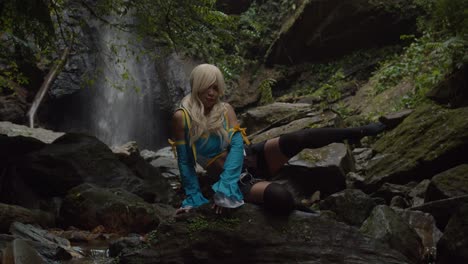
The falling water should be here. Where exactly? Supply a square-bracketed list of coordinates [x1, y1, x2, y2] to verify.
[87, 23, 163, 148]
[48, 12, 194, 150]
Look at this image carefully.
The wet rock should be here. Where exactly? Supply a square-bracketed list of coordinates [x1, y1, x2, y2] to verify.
[9, 222, 78, 260]
[319, 189, 376, 226]
[2, 239, 44, 264]
[436, 203, 468, 264]
[360, 205, 423, 263]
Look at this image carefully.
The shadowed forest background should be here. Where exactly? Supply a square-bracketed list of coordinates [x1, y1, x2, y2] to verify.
[0, 0, 467, 263]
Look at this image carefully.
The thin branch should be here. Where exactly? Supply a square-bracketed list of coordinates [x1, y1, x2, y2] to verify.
[27, 34, 75, 128]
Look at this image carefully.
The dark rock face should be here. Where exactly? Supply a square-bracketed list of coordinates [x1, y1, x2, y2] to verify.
[411, 195, 468, 232]
[0, 95, 27, 124]
[360, 205, 423, 263]
[427, 65, 468, 108]
[425, 164, 468, 202]
[61, 184, 160, 234]
[18, 133, 141, 197]
[0, 204, 54, 233]
[277, 143, 352, 199]
[0, 135, 47, 207]
[118, 204, 412, 264]
[266, 0, 420, 65]
[216, 0, 253, 14]
[436, 203, 468, 264]
[319, 189, 376, 226]
[362, 104, 468, 193]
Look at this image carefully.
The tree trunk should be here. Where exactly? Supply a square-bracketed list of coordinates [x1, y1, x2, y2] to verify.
[27, 37, 73, 128]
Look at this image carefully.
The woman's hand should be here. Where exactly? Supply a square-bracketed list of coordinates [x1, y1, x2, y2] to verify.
[175, 207, 192, 215]
[211, 203, 225, 214]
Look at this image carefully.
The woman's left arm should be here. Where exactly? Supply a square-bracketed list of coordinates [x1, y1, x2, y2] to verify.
[211, 103, 245, 209]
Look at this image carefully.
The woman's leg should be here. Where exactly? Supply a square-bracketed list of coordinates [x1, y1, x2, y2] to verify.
[245, 181, 295, 215]
[264, 122, 387, 175]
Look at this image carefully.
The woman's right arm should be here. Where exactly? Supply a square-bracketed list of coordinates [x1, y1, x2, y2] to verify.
[172, 110, 209, 209]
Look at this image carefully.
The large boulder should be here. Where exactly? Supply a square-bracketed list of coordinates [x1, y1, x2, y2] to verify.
[411, 195, 468, 231]
[425, 164, 468, 202]
[426, 65, 468, 108]
[361, 104, 468, 192]
[319, 189, 376, 226]
[251, 110, 339, 143]
[266, 0, 420, 64]
[0, 204, 54, 233]
[276, 143, 353, 198]
[118, 204, 412, 263]
[0, 121, 64, 144]
[113, 142, 177, 204]
[395, 209, 442, 261]
[0, 95, 27, 124]
[60, 184, 161, 234]
[436, 203, 468, 264]
[0, 135, 47, 207]
[360, 205, 423, 263]
[240, 102, 313, 135]
[17, 133, 145, 197]
[9, 222, 81, 261]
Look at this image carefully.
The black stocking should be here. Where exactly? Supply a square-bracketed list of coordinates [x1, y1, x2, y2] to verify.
[278, 123, 386, 158]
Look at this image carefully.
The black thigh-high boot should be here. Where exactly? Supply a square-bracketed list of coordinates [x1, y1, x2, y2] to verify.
[263, 183, 295, 215]
[278, 122, 386, 158]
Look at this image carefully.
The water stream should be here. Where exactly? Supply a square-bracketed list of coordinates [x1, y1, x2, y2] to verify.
[86, 21, 166, 149]
[63, 241, 111, 264]
[48, 14, 194, 150]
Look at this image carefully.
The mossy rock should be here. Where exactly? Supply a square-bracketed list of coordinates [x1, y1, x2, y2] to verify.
[361, 104, 468, 192]
[425, 164, 468, 202]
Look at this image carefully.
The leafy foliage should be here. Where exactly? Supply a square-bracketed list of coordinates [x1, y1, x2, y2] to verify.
[371, 0, 467, 109]
[258, 78, 276, 105]
[0, 0, 57, 90]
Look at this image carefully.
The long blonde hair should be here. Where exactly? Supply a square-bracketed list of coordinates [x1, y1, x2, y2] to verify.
[181, 64, 228, 145]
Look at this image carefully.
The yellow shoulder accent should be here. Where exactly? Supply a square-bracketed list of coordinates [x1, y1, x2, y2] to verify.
[229, 125, 251, 145]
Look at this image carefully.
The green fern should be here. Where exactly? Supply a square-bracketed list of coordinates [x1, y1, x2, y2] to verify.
[259, 78, 276, 105]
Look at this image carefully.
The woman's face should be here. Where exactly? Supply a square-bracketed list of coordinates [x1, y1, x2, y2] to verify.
[198, 83, 219, 110]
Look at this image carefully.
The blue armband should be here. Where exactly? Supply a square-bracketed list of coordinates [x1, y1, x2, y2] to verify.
[212, 132, 244, 208]
[176, 144, 209, 208]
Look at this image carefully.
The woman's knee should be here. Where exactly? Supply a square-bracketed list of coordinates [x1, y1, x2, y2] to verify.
[263, 183, 295, 215]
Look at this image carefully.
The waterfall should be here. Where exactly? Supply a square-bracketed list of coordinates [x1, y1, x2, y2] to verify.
[47, 9, 194, 150]
[87, 22, 165, 149]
